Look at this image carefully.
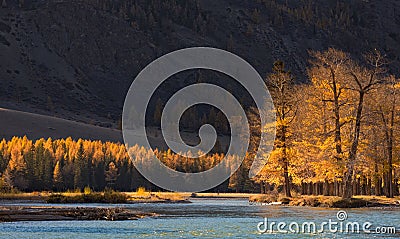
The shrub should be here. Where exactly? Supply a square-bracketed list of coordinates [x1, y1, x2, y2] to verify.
[104, 190, 128, 203]
[46, 191, 128, 204]
[47, 194, 66, 203]
[136, 187, 147, 195]
[84, 186, 92, 195]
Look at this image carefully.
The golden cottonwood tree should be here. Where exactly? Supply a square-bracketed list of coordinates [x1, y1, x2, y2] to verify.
[259, 61, 299, 197]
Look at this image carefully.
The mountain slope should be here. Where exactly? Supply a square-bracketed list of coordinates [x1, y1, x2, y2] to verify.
[0, 107, 123, 141]
[1, 0, 399, 128]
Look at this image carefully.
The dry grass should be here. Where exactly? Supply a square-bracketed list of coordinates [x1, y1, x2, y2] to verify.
[2, 191, 253, 202]
[125, 192, 188, 202]
[191, 193, 259, 198]
[289, 195, 400, 208]
[60, 192, 82, 197]
[153, 192, 187, 201]
[0, 192, 51, 200]
[249, 194, 400, 208]
[4, 191, 398, 207]
[126, 187, 152, 199]
[249, 194, 278, 203]
[353, 195, 400, 205]
[289, 196, 341, 207]
[125, 192, 258, 201]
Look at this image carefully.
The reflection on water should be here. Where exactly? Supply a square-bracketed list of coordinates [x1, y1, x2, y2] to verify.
[0, 199, 399, 238]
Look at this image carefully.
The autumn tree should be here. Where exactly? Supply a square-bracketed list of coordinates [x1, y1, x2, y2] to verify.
[73, 141, 86, 190]
[304, 48, 352, 196]
[308, 48, 350, 162]
[342, 50, 387, 199]
[5, 148, 28, 190]
[370, 75, 399, 197]
[264, 61, 298, 197]
[290, 84, 342, 195]
[53, 161, 63, 190]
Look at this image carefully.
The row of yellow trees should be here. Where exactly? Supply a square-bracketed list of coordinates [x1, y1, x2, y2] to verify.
[0, 136, 242, 192]
[254, 48, 399, 198]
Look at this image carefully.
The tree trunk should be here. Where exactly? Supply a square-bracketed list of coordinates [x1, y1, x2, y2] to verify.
[281, 126, 291, 197]
[361, 176, 366, 195]
[367, 177, 372, 195]
[334, 181, 339, 196]
[265, 182, 271, 194]
[376, 177, 383, 196]
[331, 70, 343, 160]
[313, 183, 318, 195]
[323, 180, 329, 196]
[343, 92, 364, 199]
[374, 160, 380, 195]
[329, 182, 334, 196]
[352, 177, 358, 196]
[382, 107, 395, 198]
[260, 182, 265, 194]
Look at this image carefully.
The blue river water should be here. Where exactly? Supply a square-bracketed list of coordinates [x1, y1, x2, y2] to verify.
[0, 199, 399, 238]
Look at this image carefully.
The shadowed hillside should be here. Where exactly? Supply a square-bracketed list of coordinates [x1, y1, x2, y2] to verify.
[1, 0, 400, 127]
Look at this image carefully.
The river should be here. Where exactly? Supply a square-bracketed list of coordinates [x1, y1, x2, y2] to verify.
[0, 199, 399, 238]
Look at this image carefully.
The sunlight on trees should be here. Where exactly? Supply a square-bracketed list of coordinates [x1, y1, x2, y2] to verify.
[0, 48, 398, 198]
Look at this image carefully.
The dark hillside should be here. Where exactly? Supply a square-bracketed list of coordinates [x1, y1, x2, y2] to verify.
[1, 0, 399, 127]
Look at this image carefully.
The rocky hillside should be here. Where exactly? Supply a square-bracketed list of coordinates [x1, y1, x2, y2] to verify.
[1, 0, 399, 127]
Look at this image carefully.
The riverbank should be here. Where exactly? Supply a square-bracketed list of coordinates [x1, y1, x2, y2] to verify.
[0, 191, 191, 204]
[0, 206, 155, 222]
[0, 192, 256, 203]
[3, 192, 399, 208]
[249, 195, 400, 208]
